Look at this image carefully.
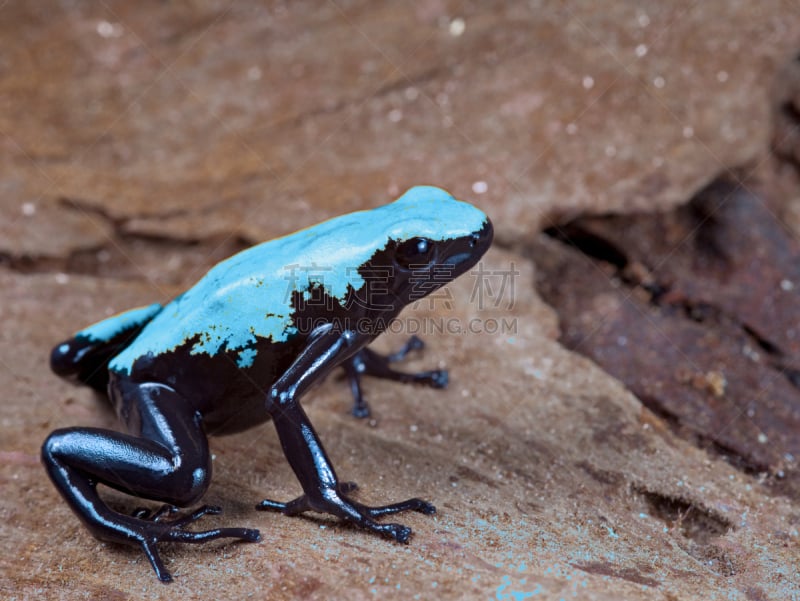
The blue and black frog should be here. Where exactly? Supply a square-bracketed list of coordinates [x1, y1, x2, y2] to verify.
[43, 186, 493, 582]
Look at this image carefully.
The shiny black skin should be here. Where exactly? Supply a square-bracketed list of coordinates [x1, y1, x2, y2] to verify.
[42, 220, 493, 582]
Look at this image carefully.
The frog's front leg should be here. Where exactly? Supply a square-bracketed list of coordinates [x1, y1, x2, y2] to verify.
[257, 326, 435, 542]
[343, 335, 449, 418]
[41, 382, 260, 582]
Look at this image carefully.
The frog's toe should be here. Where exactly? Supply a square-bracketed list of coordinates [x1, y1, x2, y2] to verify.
[156, 505, 259, 541]
[140, 539, 173, 583]
[339, 481, 359, 494]
[361, 496, 436, 518]
[162, 525, 261, 545]
[351, 403, 371, 419]
[255, 498, 289, 512]
[131, 504, 179, 520]
[420, 369, 448, 388]
[386, 335, 425, 362]
[169, 504, 222, 527]
[256, 494, 311, 516]
[133, 503, 222, 525]
[380, 523, 413, 543]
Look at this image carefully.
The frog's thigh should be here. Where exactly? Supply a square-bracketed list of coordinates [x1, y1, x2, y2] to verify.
[43, 383, 211, 509]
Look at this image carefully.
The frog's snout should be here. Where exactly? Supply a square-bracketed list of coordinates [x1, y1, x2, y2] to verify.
[469, 218, 493, 253]
[445, 218, 493, 273]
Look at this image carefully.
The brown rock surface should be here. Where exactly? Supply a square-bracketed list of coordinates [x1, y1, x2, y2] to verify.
[2, 2, 800, 600]
[534, 173, 800, 498]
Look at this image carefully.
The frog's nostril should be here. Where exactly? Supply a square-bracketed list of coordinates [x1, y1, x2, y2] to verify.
[469, 220, 493, 248]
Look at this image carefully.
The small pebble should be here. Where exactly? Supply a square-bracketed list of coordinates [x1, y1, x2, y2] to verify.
[472, 181, 488, 194]
[449, 18, 465, 37]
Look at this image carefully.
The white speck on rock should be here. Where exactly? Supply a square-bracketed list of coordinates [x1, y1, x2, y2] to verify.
[635, 44, 648, 57]
[742, 344, 760, 362]
[472, 181, 488, 194]
[96, 21, 122, 38]
[653, 76, 665, 88]
[582, 76, 594, 90]
[449, 17, 465, 37]
[21, 202, 36, 216]
[388, 108, 403, 122]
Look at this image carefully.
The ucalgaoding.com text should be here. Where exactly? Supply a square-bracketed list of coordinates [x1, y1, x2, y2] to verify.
[292, 316, 518, 336]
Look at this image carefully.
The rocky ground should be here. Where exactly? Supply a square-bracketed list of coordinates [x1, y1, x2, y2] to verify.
[2, 2, 800, 599]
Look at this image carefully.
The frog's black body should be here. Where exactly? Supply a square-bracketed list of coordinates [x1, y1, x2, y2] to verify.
[43, 187, 492, 582]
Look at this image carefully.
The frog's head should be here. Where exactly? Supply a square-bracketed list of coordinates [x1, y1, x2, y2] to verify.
[364, 186, 493, 308]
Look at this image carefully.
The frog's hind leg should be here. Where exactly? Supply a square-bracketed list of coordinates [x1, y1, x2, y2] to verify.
[41, 382, 260, 582]
[343, 335, 449, 417]
[50, 304, 162, 393]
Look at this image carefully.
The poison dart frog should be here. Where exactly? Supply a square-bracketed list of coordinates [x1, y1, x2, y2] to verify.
[43, 186, 493, 582]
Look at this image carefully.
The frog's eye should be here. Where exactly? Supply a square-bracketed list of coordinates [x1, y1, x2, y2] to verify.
[394, 237, 435, 269]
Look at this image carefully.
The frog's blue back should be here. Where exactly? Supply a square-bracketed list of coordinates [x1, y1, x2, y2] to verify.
[108, 186, 488, 375]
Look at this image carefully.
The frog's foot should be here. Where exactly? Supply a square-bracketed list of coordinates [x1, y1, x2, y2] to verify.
[42, 385, 263, 583]
[343, 335, 449, 418]
[383, 334, 426, 362]
[256, 483, 435, 543]
[125, 506, 261, 582]
[132, 503, 179, 520]
[132, 503, 223, 524]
